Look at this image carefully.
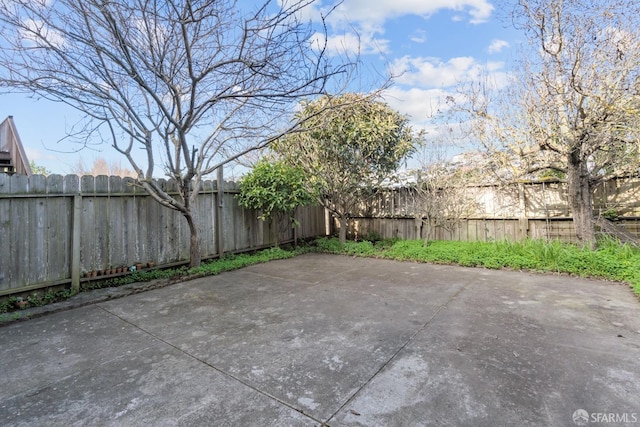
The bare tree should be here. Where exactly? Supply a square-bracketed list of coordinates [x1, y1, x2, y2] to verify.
[410, 137, 479, 243]
[0, 0, 354, 266]
[457, 0, 640, 247]
[70, 158, 136, 178]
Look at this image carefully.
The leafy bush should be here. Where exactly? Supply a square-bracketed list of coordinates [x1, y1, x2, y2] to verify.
[237, 160, 317, 222]
[362, 230, 383, 243]
[315, 237, 347, 253]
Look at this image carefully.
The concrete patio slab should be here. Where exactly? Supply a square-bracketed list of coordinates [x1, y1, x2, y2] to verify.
[331, 268, 640, 426]
[1, 254, 639, 426]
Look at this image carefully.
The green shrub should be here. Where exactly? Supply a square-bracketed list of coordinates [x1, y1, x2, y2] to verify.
[362, 230, 383, 243]
[315, 237, 346, 253]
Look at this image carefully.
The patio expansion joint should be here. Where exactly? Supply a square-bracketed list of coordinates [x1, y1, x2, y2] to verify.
[94, 305, 326, 426]
[324, 280, 472, 425]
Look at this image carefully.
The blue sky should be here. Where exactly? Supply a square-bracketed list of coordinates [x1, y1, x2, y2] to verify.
[1, 0, 522, 176]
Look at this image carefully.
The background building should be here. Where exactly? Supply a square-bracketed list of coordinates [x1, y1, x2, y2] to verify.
[0, 116, 32, 176]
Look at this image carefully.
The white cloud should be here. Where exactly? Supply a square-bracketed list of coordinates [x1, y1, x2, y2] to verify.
[383, 55, 511, 123]
[488, 39, 510, 54]
[383, 86, 459, 122]
[302, 1, 508, 139]
[306, 1, 494, 57]
[390, 56, 505, 88]
[24, 147, 59, 162]
[319, 0, 494, 27]
[310, 31, 389, 56]
[410, 29, 427, 44]
[20, 19, 65, 48]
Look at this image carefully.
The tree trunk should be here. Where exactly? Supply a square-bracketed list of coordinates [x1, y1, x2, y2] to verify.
[414, 216, 424, 243]
[338, 214, 348, 243]
[422, 219, 432, 246]
[184, 212, 202, 267]
[566, 156, 596, 248]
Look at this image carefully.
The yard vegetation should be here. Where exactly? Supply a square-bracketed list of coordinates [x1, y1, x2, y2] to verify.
[314, 236, 640, 297]
[3, 236, 639, 321]
[0, 247, 298, 317]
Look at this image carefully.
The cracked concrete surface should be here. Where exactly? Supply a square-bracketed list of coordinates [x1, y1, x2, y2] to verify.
[1, 254, 639, 426]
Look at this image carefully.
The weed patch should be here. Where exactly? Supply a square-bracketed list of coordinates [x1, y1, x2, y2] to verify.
[4, 237, 640, 315]
[315, 237, 640, 296]
[1, 247, 304, 314]
[0, 288, 78, 314]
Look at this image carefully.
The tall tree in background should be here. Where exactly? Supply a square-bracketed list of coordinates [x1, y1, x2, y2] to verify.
[0, 0, 354, 266]
[71, 158, 137, 178]
[460, 0, 640, 247]
[29, 161, 50, 176]
[273, 93, 416, 243]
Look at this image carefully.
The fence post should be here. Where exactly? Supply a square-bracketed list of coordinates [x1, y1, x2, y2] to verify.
[518, 182, 529, 239]
[71, 194, 82, 292]
[216, 166, 224, 257]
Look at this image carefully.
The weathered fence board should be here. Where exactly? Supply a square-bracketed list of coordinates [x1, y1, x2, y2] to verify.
[347, 216, 626, 244]
[0, 173, 328, 296]
[345, 176, 640, 243]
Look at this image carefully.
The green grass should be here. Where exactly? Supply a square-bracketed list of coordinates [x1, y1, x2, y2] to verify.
[186, 247, 300, 276]
[96, 246, 301, 289]
[0, 246, 303, 315]
[3, 237, 640, 317]
[315, 237, 640, 296]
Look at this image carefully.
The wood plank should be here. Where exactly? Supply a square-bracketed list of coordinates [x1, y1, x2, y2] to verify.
[108, 176, 126, 269]
[136, 195, 150, 265]
[70, 195, 81, 291]
[79, 176, 96, 272]
[94, 176, 110, 271]
[10, 176, 29, 289]
[0, 173, 9, 194]
[0, 181, 12, 291]
[30, 190, 47, 283]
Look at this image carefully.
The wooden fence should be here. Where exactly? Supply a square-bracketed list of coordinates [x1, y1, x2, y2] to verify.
[0, 173, 328, 297]
[345, 177, 640, 243]
[6, 173, 640, 296]
[345, 216, 640, 243]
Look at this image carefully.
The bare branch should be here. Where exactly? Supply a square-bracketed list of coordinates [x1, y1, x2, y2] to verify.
[0, 0, 361, 266]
